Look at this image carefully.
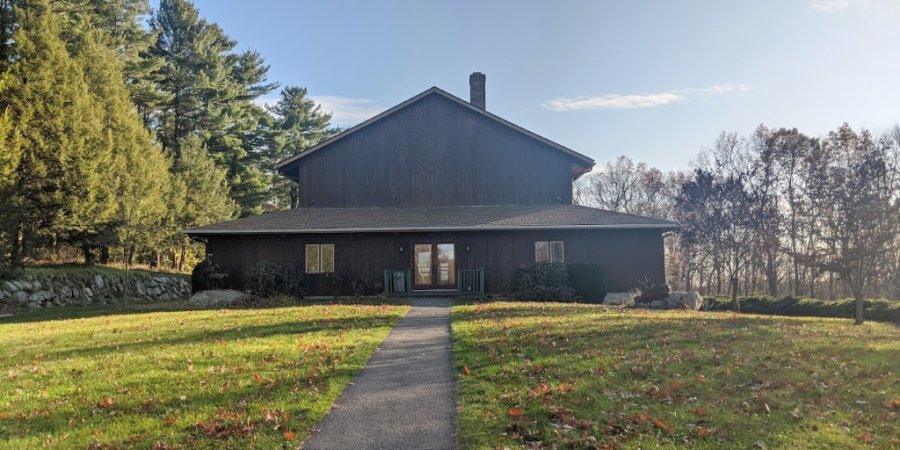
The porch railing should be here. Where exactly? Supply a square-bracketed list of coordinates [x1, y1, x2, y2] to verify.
[456, 268, 485, 297]
[383, 269, 411, 296]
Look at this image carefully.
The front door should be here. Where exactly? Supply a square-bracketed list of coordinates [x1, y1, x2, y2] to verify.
[413, 243, 456, 289]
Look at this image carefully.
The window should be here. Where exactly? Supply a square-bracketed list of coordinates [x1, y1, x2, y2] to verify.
[535, 241, 564, 263]
[306, 244, 334, 273]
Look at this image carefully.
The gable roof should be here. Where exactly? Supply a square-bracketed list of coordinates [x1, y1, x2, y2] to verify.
[185, 204, 677, 235]
[274, 87, 595, 174]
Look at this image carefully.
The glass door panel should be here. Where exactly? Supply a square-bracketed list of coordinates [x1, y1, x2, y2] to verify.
[414, 244, 432, 286]
[436, 243, 455, 286]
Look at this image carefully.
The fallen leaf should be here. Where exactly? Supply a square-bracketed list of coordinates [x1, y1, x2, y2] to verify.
[464, 365, 471, 376]
[856, 432, 875, 444]
[508, 407, 524, 418]
[284, 431, 295, 441]
[652, 417, 673, 433]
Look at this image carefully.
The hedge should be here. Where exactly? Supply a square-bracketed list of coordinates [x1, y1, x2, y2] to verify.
[704, 295, 900, 323]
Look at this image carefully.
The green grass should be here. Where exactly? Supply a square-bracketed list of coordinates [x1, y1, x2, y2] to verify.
[0, 299, 409, 448]
[22, 264, 189, 279]
[453, 302, 899, 449]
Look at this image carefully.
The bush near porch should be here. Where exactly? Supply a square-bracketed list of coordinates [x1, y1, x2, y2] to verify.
[452, 302, 899, 449]
[0, 299, 409, 448]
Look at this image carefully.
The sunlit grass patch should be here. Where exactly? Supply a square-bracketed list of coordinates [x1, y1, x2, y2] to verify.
[0, 300, 409, 448]
[453, 302, 899, 449]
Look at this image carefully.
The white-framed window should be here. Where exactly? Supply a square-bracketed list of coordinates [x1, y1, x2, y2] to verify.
[306, 244, 335, 273]
[535, 241, 564, 263]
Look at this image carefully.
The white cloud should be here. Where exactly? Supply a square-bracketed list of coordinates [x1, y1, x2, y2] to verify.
[810, 0, 864, 12]
[542, 93, 683, 111]
[309, 96, 383, 126]
[542, 84, 749, 112]
[253, 95, 383, 126]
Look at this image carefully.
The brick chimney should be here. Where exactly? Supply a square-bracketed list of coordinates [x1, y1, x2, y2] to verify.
[469, 72, 486, 110]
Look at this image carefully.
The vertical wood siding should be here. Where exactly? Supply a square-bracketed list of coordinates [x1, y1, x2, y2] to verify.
[206, 229, 665, 296]
[294, 94, 582, 208]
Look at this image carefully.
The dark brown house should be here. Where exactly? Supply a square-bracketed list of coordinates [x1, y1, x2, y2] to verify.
[186, 73, 676, 297]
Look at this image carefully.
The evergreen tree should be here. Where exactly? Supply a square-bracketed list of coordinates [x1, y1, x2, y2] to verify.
[148, 0, 277, 216]
[77, 30, 172, 264]
[171, 137, 237, 270]
[1, 0, 114, 266]
[267, 86, 336, 209]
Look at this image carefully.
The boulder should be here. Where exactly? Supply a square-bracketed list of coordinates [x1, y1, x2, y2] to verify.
[93, 274, 105, 289]
[2, 281, 19, 292]
[603, 292, 636, 306]
[668, 291, 703, 310]
[650, 300, 667, 309]
[189, 290, 252, 309]
[135, 281, 146, 296]
[635, 284, 671, 304]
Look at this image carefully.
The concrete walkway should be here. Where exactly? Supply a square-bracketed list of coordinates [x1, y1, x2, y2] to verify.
[303, 298, 456, 450]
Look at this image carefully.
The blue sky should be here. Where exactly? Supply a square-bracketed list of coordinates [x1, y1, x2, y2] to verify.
[157, 0, 900, 170]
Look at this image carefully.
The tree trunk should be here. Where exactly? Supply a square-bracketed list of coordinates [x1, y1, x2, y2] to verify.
[178, 243, 186, 272]
[100, 245, 110, 265]
[8, 221, 23, 269]
[731, 276, 741, 312]
[290, 183, 300, 209]
[854, 294, 864, 325]
[766, 253, 778, 297]
[82, 242, 95, 266]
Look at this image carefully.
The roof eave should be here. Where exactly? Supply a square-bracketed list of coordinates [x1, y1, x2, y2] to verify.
[184, 223, 679, 236]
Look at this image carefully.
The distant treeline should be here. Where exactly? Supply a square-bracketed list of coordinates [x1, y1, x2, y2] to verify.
[576, 124, 900, 319]
[0, 0, 337, 273]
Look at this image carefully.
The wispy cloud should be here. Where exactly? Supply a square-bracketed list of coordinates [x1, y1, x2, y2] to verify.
[309, 96, 383, 126]
[542, 84, 749, 112]
[809, 0, 865, 12]
[253, 95, 383, 126]
[808, 0, 900, 13]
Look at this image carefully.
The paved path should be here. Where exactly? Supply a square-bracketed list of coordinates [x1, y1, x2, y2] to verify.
[303, 298, 456, 450]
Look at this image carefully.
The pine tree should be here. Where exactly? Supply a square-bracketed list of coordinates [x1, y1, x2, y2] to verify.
[1, 0, 115, 266]
[171, 137, 236, 270]
[147, 0, 277, 216]
[267, 86, 337, 209]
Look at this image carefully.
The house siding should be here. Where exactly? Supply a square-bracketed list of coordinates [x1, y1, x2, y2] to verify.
[205, 229, 665, 296]
[293, 94, 580, 208]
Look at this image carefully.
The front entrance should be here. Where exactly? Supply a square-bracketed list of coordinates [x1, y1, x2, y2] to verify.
[413, 243, 456, 289]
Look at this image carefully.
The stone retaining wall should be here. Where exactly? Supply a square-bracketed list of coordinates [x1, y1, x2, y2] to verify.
[0, 271, 190, 311]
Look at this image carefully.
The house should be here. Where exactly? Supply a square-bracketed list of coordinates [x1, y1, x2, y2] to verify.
[185, 73, 677, 297]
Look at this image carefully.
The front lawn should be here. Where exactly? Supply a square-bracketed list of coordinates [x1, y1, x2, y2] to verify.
[453, 302, 899, 449]
[0, 300, 409, 448]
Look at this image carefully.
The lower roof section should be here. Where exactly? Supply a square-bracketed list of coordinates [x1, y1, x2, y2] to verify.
[184, 204, 678, 235]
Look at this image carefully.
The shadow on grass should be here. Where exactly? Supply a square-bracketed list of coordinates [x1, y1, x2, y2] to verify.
[0, 296, 412, 324]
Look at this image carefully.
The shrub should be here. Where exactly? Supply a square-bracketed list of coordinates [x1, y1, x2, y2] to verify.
[704, 295, 900, 323]
[244, 261, 304, 298]
[512, 262, 574, 301]
[190, 256, 230, 293]
[566, 263, 607, 302]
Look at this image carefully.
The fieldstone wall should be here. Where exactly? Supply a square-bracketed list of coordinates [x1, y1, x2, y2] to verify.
[0, 271, 190, 311]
